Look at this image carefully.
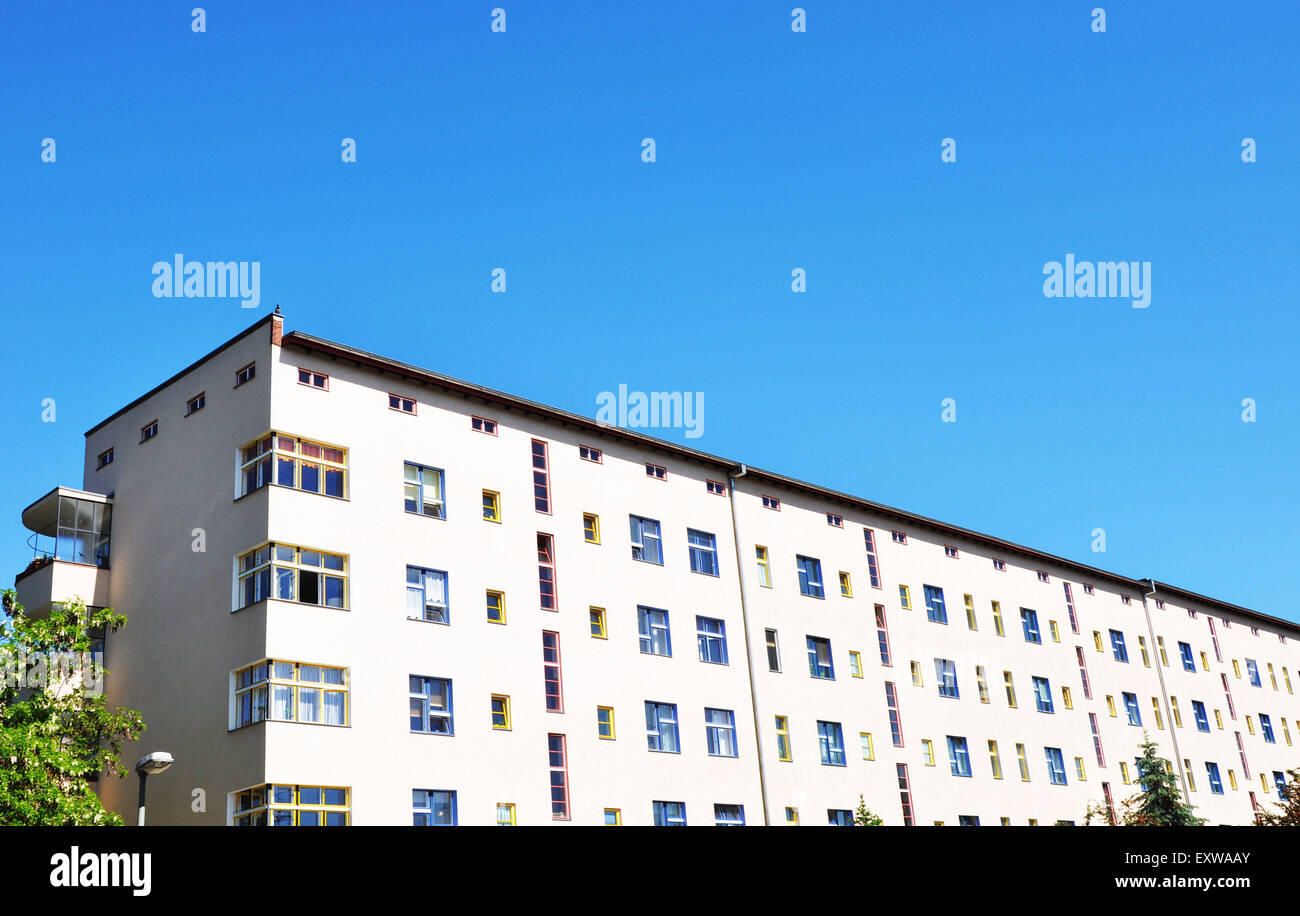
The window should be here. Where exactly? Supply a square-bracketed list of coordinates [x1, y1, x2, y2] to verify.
[486, 589, 506, 624]
[764, 629, 781, 672]
[1179, 642, 1195, 672]
[491, 695, 511, 729]
[807, 636, 834, 679]
[992, 558, 1006, 571]
[542, 631, 564, 712]
[1151, 697, 1164, 729]
[875, 605, 892, 666]
[991, 600, 1004, 636]
[988, 740, 1003, 778]
[714, 804, 745, 826]
[1037, 571, 1050, 583]
[412, 790, 456, 826]
[910, 661, 923, 686]
[483, 490, 502, 523]
[139, 420, 158, 442]
[235, 362, 256, 386]
[589, 606, 607, 638]
[186, 392, 206, 414]
[629, 515, 663, 564]
[1192, 700, 1210, 732]
[579, 444, 602, 462]
[537, 533, 557, 611]
[527, 439, 554, 513]
[1206, 762, 1224, 794]
[1156, 636, 1168, 667]
[471, 415, 497, 435]
[1246, 659, 1262, 687]
[885, 682, 904, 746]
[796, 555, 824, 598]
[388, 393, 416, 414]
[1063, 582, 1079, 633]
[976, 666, 989, 703]
[687, 529, 719, 576]
[705, 708, 738, 757]
[1123, 692, 1141, 726]
[944, 545, 959, 558]
[582, 512, 599, 543]
[96, 448, 114, 469]
[548, 734, 570, 819]
[892, 530, 907, 544]
[1045, 747, 1067, 785]
[1021, 608, 1042, 644]
[827, 512, 843, 527]
[1093, 631, 1103, 652]
[849, 651, 863, 678]
[645, 462, 666, 480]
[1049, 620, 1060, 642]
[237, 434, 348, 499]
[406, 565, 449, 623]
[935, 659, 959, 698]
[1201, 651, 1210, 670]
[1184, 763, 1196, 792]
[1032, 676, 1054, 713]
[597, 706, 615, 739]
[1110, 630, 1128, 663]
[862, 528, 883, 588]
[496, 803, 516, 826]
[1004, 671, 1017, 708]
[696, 616, 729, 665]
[761, 494, 780, 510]
[297, 368, 328, 389]
[1074, 758, 1087, 781]
[1090, 713, 1106, 766]
[603, 808, 621, 825]
[409, 676, 453, 734]
[919, 741, 933, 766]
[233, 785, 349, 827]
[401, 462, 443, 517]
[1119, 762, 1131, 784]
[638, 606, 672, 656]
[838, 571, 853, 597]
[237, 543, 347, 610]
[755, 546, 772, 587]
[234, 660, 348, 728]
[653, 802, 686, 826]
[1261, 713, 1276, 743]
[1121, 594, 1131, 605]
[861, 732, 875, 760]
[923, 585, 947, 624]
[1083, 583, 1094, 595]
[818, 721, 846, 766]
[948, 736, 972, 777]
[706, 479, 726, 496]
[775, 716, 792, 761]
[646, 702, 680, 753]
[1170, 696, 1183, 727]
[1268, 663, 1277, 690]
[897, 764, 915, 826]
[1106, 695, 1117, 717]
[899, 585, 912, 610]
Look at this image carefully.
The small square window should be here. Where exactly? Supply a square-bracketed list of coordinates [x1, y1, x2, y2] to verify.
[1121, 595, 1132, 605]
[185, 392, 206, 415]
[826, 513, 843, 528]
[389, 394, 416, 414]
[1155, 599, 1165, 609]
[992, 558, 1006, 571]
[482, 490, 501, 523]
[645, 462, 667, 480]
[1083, 584, 1095, 595]
[472, 416, 498, 435]
[762, 495, 780, 511]
[944, 545, 959, 558]
[579, 445, 603, 463]
[1037, 571, 1050, 583]
[297, 368, 328, 389]
[235, 362, 256, 386]
[891, 530, 907, 544]
[96, 448, 114, 469]
[706, 480, 727, 496]
[140, 420, 159, 443]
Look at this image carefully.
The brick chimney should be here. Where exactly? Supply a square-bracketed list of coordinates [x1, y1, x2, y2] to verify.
[271, 304, 283, 346]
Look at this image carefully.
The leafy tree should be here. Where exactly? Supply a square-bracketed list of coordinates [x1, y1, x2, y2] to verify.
[854, 793, 883, 826]
[1116, 733, 1203, 826]
[1256, 768, 1300, 826]
[1083, 799, 1115, 826]
[0, 590, 144, 825]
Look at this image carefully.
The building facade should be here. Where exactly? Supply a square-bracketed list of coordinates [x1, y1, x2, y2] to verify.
[14, 313, 1300, 825]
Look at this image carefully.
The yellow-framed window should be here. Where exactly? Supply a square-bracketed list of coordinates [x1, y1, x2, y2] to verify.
[1214, 709, 1224, 729]
[1232, 659, 1241, 678]
[582, 512, 600, 544]
[755, 546, 772, 588]
[486, 589, 506, 624]
[1261, 773, 1271, 794]
[1004, 671, 1017, 707]
[976, 666, 990, 703]
[603, 808, 622, 826]
[1093, 631, 1103, 652]
[1228, 770, 1238, 791]
[1156, 636, 1169, 666]
[1119, 761, 1130, 784]
[482, 490, 501, 523]
[1151, 698, 1164, 729]
[1074, 758, 1087, 781]
[1138, 636, 1151, 667]
[232, 784, 350, 826]
[1062, 685, 1073, 709]
[234, 659, 349, 727]
[1016, 744, 1030, 781]
[988, 740, 1002, 779]
[849, 651, 863, 678]
[964, 594, 977, 630]
[1027, 819, 1038, 826]
[496, 803, 517, 826]
[860, 732, 875, 760]
[921, 739, 935, 765]
[839, 571, 853, 597]
[491, 694, 511, 729]
[237, 542, 348, 610]
[775, 715, 792, 761]
[589, 606, 607, 638]
[1184, 761, 1196, 792]
[784, 806, 799, 825]
[1246, 715, 1255, 735]
[1049, 620, 1060, 642]
[1285, 667, 1294, 694]
[1106, 695, 1117, 717]
[899, 585, 912, 610]
[240, 432, 348, 499]
[597, 705, 615, 739]
[1170, 696, 1182, 728]
[1283, 718, 1293, 746]
[991, 600, 1004, 636]
[1268, 663, 1278, 690]
[1200, 651, 1210, 671]
[911, 661, 923, 687]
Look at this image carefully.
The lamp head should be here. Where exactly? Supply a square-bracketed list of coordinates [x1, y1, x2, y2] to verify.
[135, 751, 174, 775]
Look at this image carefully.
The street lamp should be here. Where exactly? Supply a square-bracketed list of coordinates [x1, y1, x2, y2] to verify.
[134, 751, 174, 826]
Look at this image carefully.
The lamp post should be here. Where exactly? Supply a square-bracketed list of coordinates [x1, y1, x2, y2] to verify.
[134, 751, 174, 826]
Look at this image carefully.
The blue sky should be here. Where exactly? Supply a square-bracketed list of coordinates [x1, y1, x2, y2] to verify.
[2, 2, 1297, 619]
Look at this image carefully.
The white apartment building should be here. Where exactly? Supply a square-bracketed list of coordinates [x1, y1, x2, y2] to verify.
[14, 312, 1300, 825]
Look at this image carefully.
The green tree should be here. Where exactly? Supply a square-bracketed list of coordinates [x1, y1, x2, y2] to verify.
[0, 590, 144, 825]
[1256, 768, 1300, 826]
[1116, 733, 1203, 826]
[854, 793, 883, 826]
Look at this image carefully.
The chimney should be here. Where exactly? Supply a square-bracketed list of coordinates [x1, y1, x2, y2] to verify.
[271, 304, 283, 346]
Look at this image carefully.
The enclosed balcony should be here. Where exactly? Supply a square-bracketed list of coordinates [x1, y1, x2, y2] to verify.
[14, 487, 113, 615]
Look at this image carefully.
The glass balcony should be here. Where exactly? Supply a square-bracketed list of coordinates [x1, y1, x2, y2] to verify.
[20, 487, 112, 572]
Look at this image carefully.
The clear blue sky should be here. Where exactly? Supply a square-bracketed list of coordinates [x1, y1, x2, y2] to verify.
[2, 2, 1296, 619]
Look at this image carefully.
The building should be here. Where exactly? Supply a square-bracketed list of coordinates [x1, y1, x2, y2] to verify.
[13, 312, 1299, 826]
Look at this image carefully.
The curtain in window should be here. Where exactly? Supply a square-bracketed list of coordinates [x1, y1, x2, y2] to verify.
[298, 687, 321, 723]
[324, 691, 345, 725]
[272, 684, 294, 720]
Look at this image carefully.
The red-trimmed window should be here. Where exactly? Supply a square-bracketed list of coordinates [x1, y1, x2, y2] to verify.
[1208, 617, 1222, 661]
[542, 631, 563, 712]
[531, 439, 551, 513]
[645, 462, 667, 480]
[1120, 595, 1132, 606]
[863, 528, 883, 589]
[548, 733, 570, 820]
[388, 393, 416, 414]
[1101, 782, 1116, 824]
[1155, 599, 1165, 609]
[1063, 583, 1079, 634]
[944, 545, 959, 559]
[1037, 571, 1050, 583]
[1083, 584, 1095, 595]
[1076, 646, 1093, 699]
[896, 764, 914, 826]
[1222, 673, 1237, 720]
[761, 495, 780, 511]
[992, 558, 1006, 571]
[706, 480, 726, 496]
[891, 530, 907, 544]
[537, 533, 557, 611]
[1089, 712, 1106, 766]
[471, 416, 498, 435]
[1235, 731, 1251, 779]
[298, 368, 328, 390]
[578, 444, 602, 463]
[827, 513, 843, 528]
[884, 682, 904, 747]
[874, 604, 892, 666]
